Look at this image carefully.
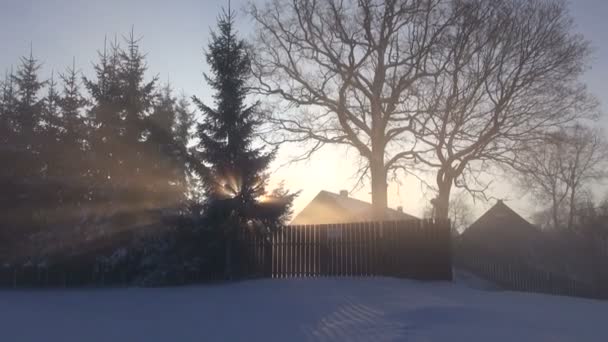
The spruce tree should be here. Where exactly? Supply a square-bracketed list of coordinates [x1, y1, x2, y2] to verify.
[117, 30, 157, 210]
[0, 69, 16, 158]
[87, 32, 167, 217]
[12, 51, 46, 141]
[0, 70, 17, 233]
[41, 73, 62, 186]
[146, 83, 184, 208]
[174, 95, 196, 199]
[174, 95, 194, 150]
[85, 38, 123, 208]
[0, 76, 6, 157]
[59, 59, 88, 146]
[193, 8, 296, 276]
[43, 72, 61, 134]
[150, 83, 176, 138]
[58, 60, 89, 210]
[40, 72, 63, 211]
[11, 52, 46, 211]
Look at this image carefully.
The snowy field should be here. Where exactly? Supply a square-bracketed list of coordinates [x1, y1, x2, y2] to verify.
[1, 275, 607, 342]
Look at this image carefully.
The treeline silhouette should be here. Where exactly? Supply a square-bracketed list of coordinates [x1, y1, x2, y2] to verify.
[0, 32, 195, 260]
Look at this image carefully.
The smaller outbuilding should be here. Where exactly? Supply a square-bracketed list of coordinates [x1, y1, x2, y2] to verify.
[458, 200, 543, 262]
[457, 200, 601, 283]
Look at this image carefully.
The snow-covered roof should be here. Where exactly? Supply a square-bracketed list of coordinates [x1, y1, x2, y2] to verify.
[291, 190, 418, 225]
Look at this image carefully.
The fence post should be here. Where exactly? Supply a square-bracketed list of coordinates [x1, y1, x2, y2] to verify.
[264, 232, 273, 278]
[320, 226, 328, 276]
[445, 219, 453, 281]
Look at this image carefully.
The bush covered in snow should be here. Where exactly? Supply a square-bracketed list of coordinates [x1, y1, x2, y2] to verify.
[94, 203, 227, 287]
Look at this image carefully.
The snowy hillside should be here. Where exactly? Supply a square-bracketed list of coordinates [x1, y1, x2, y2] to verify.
[1, 276, 607, 342]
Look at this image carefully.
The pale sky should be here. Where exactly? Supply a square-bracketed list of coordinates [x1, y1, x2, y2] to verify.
[1, 0, 607, 221]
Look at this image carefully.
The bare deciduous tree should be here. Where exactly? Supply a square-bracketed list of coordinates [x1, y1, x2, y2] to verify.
[447, 191, 473, 234]
[248, 0, 596, 221]
[417, 0, 595, 219]
[248, 0, 453, 218]
[514, 125, 608, 229]
[423, 190, 472, 233]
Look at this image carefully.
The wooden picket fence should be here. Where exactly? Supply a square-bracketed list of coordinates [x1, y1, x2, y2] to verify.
[0, 219, 452, 287]
[454, 246, 607, 300]
[235, 219, 452, 280]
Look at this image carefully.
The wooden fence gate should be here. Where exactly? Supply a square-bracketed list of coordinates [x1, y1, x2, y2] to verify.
[237, 219, 452, 281]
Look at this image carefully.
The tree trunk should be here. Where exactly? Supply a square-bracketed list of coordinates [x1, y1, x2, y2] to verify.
[434, 168, 453, 220]
[435, 181, 452, 220]
[568, 185, 577, 230]
[370, 154, 387, 220]
[552, 193, 560, 229]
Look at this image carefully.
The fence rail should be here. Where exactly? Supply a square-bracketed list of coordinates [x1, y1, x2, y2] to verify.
[0, 219, 452, 287]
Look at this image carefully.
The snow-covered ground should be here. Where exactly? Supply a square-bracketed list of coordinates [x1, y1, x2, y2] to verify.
[1, 275, 607, 342]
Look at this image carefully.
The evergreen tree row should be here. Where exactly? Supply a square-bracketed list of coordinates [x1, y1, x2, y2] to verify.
[0, 34, 195, 255]
[0, 13, 296, 270]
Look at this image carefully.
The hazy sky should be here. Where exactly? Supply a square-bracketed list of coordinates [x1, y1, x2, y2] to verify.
[1, 0, 607, 220]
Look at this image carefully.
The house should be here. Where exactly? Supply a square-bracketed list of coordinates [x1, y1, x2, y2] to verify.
[458, 200, 542, 261]
[457, 200, 598, 283]
[290, 190, 418, 225]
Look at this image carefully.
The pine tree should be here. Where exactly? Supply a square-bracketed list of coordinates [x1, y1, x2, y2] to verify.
[146, 83, 184, 208]
[43, 72, 61, 133]
[174, 95, 194, 150]
[59, 58, 87, 145]
[40, 72, 63, 209]
[0, 77, 6, 154]
[0, 51, 56, 244]
[116, 29, 158, 210]
[11, 52, 46, 210]
[118, 30, 156, 143]
[57, 59, 89, 210]
[12, 51, 45, 137]
[150, 83, 176, 139]
[85, 38, 123, 207]
[0, 69, 16, 155]
[174, 95, 196, 199]
[0, 69, 17, 233]
[86, 32, 164, 217]
[193, 8, 296, 277]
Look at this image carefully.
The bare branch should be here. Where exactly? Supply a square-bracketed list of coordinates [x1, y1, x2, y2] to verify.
[248, 0, 451, 215]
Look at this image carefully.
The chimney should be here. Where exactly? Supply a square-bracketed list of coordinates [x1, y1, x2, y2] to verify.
[339, 190, 348, 198]
[397, 206, 403, 213]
